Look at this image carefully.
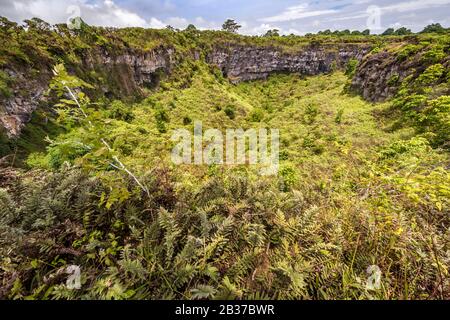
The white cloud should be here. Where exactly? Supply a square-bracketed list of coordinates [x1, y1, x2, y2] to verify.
[85, 0, 149, 27]
[240, 22, 302, 36]
[148, 16, 219, 30]
[382, 0, 450, 12]
[331, 0, 450, 22]
[2, 0, 149, 27]
[246, 23, 275, 35]
[283, 28, 302, 35]
[260, 3, 337, 23]
[149, 17, 166, 28]
[0, 0, 221, 31]
[193, 16, 220, 30]
[165, 17, 189, 29]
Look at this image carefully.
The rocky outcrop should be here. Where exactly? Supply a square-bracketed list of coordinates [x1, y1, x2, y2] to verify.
[0, 68, 51, 137]
[81, 46, 175, 94]
[351, 49, 449, 102]
[0, 46, 175, 138]
[350, 51, 410, 102]
[207, 44, 370, 83]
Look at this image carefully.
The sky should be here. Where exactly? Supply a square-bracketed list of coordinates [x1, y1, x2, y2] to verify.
[0, 0, 449, 35]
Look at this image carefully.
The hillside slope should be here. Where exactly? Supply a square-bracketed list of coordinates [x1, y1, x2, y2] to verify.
[1, 67, 449, 299]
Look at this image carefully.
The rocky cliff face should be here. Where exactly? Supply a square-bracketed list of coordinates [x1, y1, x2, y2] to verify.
[351, 48, 450, 102]
[0, 66, 53, 137]
[207, 44, 370, 83]
[350, 51, 409, 102]
[81, 46, 175, 93]
[1, 43, 371, 138]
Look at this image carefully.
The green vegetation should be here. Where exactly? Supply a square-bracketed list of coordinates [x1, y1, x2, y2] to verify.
[264, 29, 280, 37]
[316, 29, 371, 36]
[0, 70, 12, 98]
[0, 127, 13, 157]
[0, 18, 449, 300]
[388, 38, 450, 149]
[421, 23, 448, 34]
[345, 58, 359, 77]
[1, 61, 449, 299]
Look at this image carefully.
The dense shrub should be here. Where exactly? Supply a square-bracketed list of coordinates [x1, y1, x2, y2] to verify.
[421, 45, 446, 64]
[248, 108, 264, 122]
[1, 148, 448, 299]
[224, 105, 236, 120]
[155, 106, 169, 133]
[107, 100, 135, 122]
[345, 58, 358, 77]
[416, 64, 445, 85]
[303, 103, 319, 124]
[0, 70, 12, 98]
[396, 44, 421, 61]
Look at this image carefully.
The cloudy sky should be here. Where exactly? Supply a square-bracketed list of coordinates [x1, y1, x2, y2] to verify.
[1, 0, 449, 35]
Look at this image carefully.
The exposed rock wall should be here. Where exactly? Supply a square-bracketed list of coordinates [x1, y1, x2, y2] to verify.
[1, 43, 371, 138]
[350, 51, 410, 102]
[0, 68, 50, 137]
[0, 46, 175, 138]
[351, 49, 450, 102]
[81, 46, 175, 93]
[207, 44, 370, 83]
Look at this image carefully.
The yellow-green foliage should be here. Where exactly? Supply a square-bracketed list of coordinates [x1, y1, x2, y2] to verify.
[0, 70, 12, 98]
[382, 34, 449, 150]
[1, 64, 448, 300]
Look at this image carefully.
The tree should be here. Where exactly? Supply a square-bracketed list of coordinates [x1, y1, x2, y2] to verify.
[362, 29, 370, 35]
[345, 58, 359, 77]
[394, 27, 412, 35]
[421, 23, 446, 34]
[222, 19, 241, 33]
[318, 29, 332, 35]
[185, 24, 197, 32]
[264, 29, 280, 37]
[0, 16, 18, 30]
[382, 28, 395, 36]
[166, 25, 175, 32]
